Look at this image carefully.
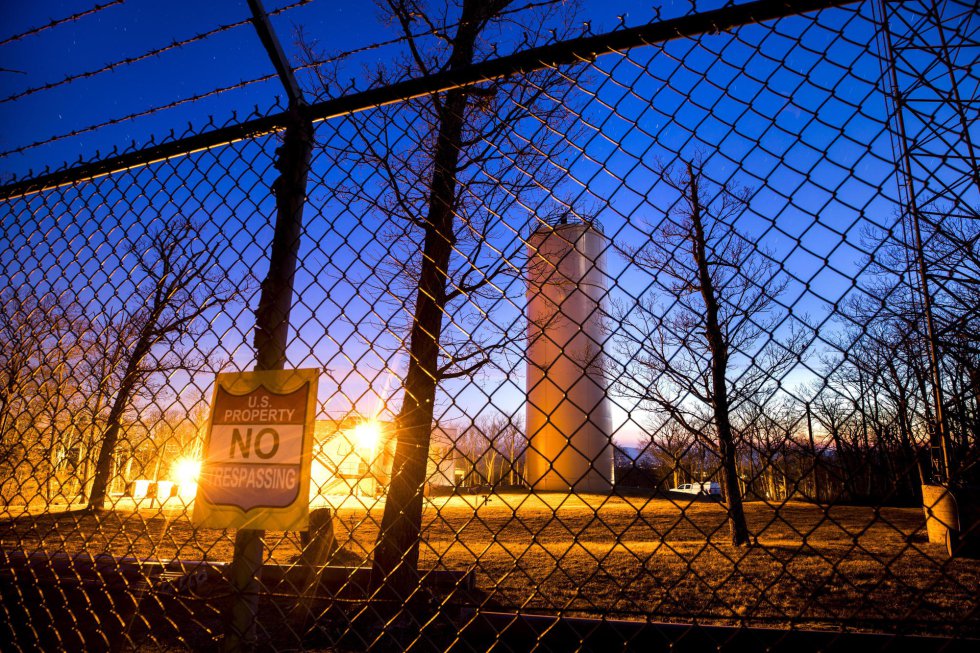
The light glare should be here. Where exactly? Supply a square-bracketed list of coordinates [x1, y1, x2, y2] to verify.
[173, 457, 202, 486]
[353, 420, 382, 451]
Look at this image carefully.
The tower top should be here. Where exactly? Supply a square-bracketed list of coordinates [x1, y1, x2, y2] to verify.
[532, 211, 603, 234]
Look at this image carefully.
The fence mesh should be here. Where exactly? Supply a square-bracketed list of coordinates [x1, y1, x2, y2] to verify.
[1, 0, 979, 650]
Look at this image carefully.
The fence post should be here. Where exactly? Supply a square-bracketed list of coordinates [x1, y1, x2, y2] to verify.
[291, 507, 336, 626]
[222, 2, 313, 650]
[222, 108, 313, 651]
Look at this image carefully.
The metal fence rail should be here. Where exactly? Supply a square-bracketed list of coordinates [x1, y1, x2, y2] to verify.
[1, 0, 978, 650]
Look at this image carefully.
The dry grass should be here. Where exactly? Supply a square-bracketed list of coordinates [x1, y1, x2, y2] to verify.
[2, 493, 978, 636]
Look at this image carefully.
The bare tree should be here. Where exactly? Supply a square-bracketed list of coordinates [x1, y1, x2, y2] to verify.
[496, 413, 526, 487]
[644, 416, 712, 490]
[474, 416, 503, 486]
[455, 422, 488, 487]
[297, 1, 580, 382]
[860, 207, 980, 485]
[613, 161, 805, 546]
[0, 289, 89, 505]
[804, 205, 980, 503]
[735, 396, 801, 502]
[455, 412, 526, 487]
[296, 0, 582, 595]
[86, 217, 232, 511]
[0, 290, 48, 467]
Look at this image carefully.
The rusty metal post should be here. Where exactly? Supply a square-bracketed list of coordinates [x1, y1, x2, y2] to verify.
[223, 113, 313, 653]
[224, 1, 312, 650]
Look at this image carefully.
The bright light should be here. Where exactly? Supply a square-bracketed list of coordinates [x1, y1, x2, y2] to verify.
[352, 420, 382, 451]
[172, 457, 202, 486]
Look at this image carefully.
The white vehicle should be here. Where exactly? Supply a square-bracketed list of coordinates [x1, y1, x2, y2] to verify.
[670, 482, 721, 497]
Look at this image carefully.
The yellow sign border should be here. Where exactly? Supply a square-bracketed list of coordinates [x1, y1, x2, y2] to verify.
[193, 368, 318, 531]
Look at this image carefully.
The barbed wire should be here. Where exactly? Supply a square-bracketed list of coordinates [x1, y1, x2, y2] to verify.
[0, 0, 127, 49]
[0, 74, 279, 162]
[0, 0, 578, 170]
[0, 0, 312, 106]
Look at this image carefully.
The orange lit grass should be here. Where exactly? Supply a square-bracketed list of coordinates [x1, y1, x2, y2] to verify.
[1, 494, 977, 635]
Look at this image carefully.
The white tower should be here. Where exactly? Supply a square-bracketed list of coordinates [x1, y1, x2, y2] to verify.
[526, 216, 614, 492]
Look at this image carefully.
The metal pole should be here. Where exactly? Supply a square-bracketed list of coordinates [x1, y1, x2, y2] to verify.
[876, 0, 952, 484]
[223, 105, 313, 653]
[928, 0, 980, 198]
[224, 1, 312, 650]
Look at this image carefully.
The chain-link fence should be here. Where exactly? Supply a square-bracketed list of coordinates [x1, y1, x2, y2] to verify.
[2, 0, 978, 650]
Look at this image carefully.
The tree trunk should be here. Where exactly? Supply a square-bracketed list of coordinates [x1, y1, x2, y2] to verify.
[886, 360, 916, 500]
[827, 423, 852, 501]
[687, 163, 750, 547]
[87, 352, 145, 510]
[371, 0, 491, 598]
[806, 403, 821, 502]
[966, 363, 980, 441]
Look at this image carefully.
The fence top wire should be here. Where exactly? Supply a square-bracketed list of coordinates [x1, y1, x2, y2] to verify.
[0, 0, 312, 108]
[0, 0, 574, 179]
[0, 0, 126, 48]
[0, 0, 860, 200]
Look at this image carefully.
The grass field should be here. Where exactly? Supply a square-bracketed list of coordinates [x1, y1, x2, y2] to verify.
[2, 493, 978, 637]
